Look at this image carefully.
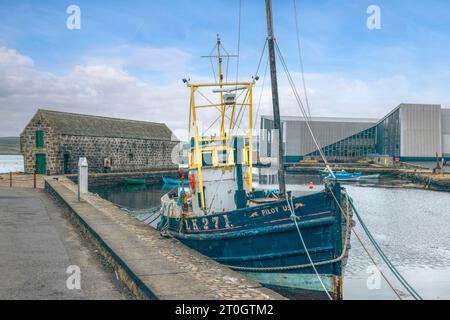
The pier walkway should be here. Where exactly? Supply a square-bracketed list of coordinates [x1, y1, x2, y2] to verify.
[0, 187, 132, 300]
[45, 177, 285, 300]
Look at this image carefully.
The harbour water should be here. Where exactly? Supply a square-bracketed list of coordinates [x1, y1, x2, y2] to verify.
[0, 155, 24, 174]
[91, 174, 450, 300]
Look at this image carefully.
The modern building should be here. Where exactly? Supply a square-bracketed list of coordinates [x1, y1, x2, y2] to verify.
[260, 103, 450, 163]
[259, 116, 378, 163]
[441, 108, 450, 159]
[20, 109, 178, 175]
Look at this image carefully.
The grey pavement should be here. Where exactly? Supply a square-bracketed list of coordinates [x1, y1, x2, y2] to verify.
[0, 187, 133, 300]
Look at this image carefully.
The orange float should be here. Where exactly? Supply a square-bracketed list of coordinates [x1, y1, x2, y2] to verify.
[188, 173, 196, 191]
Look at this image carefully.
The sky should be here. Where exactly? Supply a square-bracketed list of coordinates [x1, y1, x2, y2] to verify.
[1, 0, 450, 137]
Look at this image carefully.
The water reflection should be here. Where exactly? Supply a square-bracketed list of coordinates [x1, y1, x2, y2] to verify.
[258, 173, 450, 300]
[343, 185, 450, 300]
[91, 183, 168, 210]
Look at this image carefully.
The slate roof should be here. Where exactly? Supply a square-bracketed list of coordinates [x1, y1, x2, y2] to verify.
[35, 109, 175, 141]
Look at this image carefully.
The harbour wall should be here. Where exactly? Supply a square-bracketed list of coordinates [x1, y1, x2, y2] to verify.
[45, 176, 285, 300]
[66, 169, 178, 187]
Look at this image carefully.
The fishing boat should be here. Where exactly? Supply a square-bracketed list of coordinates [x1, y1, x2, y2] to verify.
[157, 0, 350, 300]
[326, 171, 362, 181]
[325, 172, 380, 182]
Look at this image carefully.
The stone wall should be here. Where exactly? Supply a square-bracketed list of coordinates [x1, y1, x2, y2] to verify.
[20, 113, 61, 174]
[59, 135, 178, 174]
[21, 114, 179, 174]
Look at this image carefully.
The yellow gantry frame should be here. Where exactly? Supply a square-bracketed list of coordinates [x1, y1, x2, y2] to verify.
[188, 82, 254, 210]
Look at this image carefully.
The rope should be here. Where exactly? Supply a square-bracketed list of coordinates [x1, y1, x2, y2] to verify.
[254, 40, 268, 78]
[148, 212, 162, 225]
[348, 197, 423, 300]
[254, 57, 269, 129]
[160, 203, 172, 235]
[271, 26, 420, 300]
[141, 209, 161, 223]
[222, 188, 351, 272]
[327, 188, 406, 300]
[210, 57, 217, 84]
[274, 40, 335, 179]
[337, 190, 403, 300]
[293, 0, 311, 119]
[203, 0, 245, 213]
[234, 0, 242, 88]
[160, 184, 352, 271]
[287, 194, 333, 300]
[252, 39, 269, 129]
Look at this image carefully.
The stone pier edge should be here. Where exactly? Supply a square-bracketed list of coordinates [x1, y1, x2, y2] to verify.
[44, 176, 286, 300]
[45, 179, 156, 300]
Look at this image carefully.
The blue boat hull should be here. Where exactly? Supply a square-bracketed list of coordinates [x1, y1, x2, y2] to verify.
[158, 184, 345, 300]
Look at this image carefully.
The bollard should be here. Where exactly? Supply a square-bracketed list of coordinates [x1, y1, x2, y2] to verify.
[77, 157, 89, 201]
[10, 172, 12, 188]
[33, 170, 37, 189]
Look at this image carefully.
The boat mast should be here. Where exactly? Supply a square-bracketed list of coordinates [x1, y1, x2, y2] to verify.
[265, 0, 286, 197]
[216, 35, 226, 140]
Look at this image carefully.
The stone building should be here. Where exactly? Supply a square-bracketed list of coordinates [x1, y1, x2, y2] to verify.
[20, 109, 178, 175]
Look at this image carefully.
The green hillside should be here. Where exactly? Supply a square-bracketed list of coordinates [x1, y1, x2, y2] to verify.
[0, 137, 20, 155]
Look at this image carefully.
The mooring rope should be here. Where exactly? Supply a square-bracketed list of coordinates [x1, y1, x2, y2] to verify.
[286, 194, 333, 300]
[326, 187, 404, 300]
[347, 196, 423, 300]
[274, 40, 335, 179]
[220, 188, 352, 272]
[271, 25, 421, 299]
[327, 187, 425, 300]
[142, 209, 160, 223]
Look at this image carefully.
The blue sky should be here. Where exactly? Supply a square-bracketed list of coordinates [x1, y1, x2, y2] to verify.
[1, 0, 450, 136]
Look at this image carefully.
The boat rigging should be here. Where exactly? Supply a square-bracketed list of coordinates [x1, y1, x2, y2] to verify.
[157, 0, 348, 300]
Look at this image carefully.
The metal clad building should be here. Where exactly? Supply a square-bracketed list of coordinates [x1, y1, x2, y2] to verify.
[441, 109, 450, 158]
[259, 103, 450, 163]
[399, 104, 442, 160]
[260, 116, 378, 162]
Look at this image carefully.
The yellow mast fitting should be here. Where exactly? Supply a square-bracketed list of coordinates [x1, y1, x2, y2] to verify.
[186, 36, 255, 210]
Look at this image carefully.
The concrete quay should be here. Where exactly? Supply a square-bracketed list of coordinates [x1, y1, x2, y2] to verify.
[45, 176, 286, 300]
[0, 187, 132, 300]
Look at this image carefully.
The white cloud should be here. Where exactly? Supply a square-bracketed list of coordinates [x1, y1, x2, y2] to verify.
[0, 46, 190, 137]
[83, 45, 191, 76]
[0, 46, 449, 139]
[256, 72, 450, 122]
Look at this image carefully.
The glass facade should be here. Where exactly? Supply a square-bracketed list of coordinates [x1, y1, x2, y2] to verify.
[375, 109, 401, 158]
[307, 126, 377, 161]
[260, 107, 409, 162]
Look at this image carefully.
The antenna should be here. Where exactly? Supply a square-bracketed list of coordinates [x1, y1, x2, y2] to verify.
[201, 34, 240, 138]
[200, 34, 239, 84]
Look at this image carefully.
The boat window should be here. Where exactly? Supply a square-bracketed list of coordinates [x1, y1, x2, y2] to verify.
[202, 152, 213, 167]
[218, 150, 228, 165]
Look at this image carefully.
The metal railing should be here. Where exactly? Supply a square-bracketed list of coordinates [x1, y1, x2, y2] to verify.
[1, 171, 39, 188]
